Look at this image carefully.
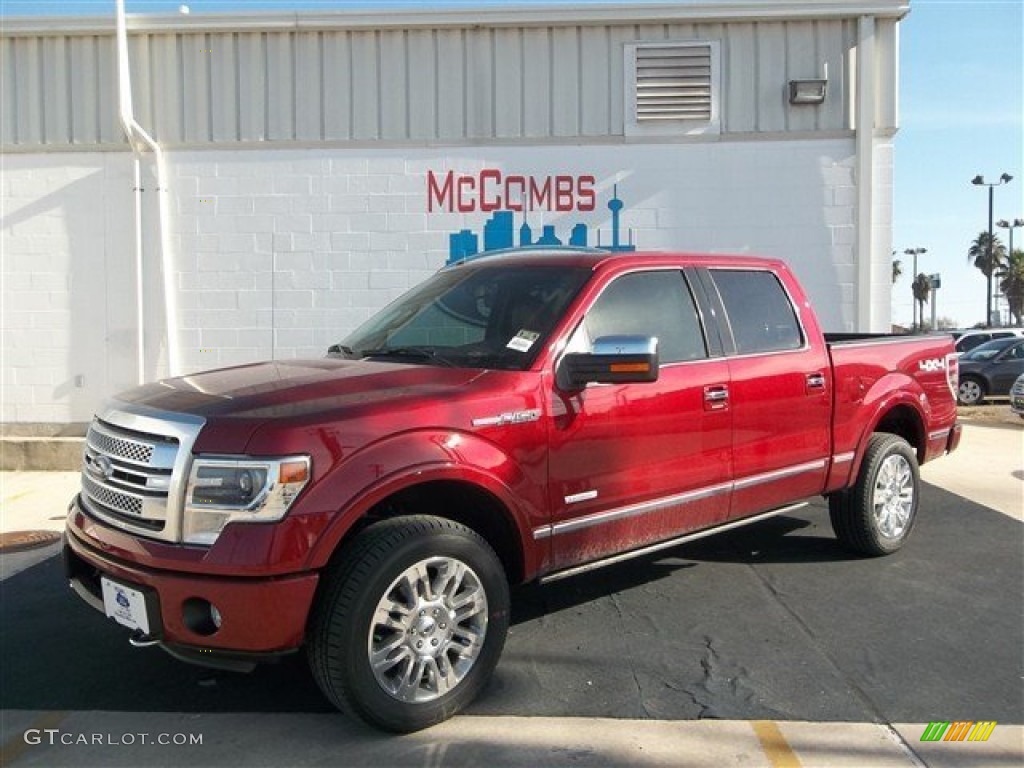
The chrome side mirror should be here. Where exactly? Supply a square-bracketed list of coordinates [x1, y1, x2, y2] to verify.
[558, 335, 659, 390]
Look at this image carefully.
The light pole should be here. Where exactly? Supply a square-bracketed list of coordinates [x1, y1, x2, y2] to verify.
[996, 218, 1024, 325]
[972, 173, 1013, 327]
[904, 247, 927, 331]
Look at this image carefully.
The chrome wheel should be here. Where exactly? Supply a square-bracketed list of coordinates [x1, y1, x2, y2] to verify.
[872, 454, 914, 539]
[367, 556, 488, 703]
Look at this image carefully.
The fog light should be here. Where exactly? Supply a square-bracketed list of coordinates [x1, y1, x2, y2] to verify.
[183, 597, 221, 636]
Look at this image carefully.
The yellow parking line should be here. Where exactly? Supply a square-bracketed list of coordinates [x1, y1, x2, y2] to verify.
[752, 720, 802, 768]
[0, 710, 68, 766]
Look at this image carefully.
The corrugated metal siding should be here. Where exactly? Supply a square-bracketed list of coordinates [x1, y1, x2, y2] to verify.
[1, 34, 121, 146]
[2, 19, 873, 148]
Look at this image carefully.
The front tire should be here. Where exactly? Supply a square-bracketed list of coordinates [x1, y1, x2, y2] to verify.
[830, 433, 920, 556]
[307, 516, 510, 732]
[957, 376, 986, 405]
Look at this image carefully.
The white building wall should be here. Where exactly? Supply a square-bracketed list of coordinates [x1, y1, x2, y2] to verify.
[2, 153, 136, 422]
[869, 138, 895, 329]
[2, 137, 860, 422]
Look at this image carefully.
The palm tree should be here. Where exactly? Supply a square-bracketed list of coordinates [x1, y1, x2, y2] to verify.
[967, 231, 1007, 279]
[892, 258, 903, 284]
[968, 232, 1007, 326]
[912, 273, 931, 332]
[998, 248, 1024, 326]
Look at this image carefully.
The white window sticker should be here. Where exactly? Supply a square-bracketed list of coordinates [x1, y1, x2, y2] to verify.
[506, 330, 540, 352]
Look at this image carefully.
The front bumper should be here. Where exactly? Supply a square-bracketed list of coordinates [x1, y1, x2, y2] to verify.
[1011, 392, 1024, 415]
[64, 500, 321, 670]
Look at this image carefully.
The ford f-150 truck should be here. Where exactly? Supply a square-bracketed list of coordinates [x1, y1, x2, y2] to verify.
[65, 251, 961, 732]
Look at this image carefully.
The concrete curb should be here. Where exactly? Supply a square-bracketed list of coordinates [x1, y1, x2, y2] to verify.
[0, 437, 84, 471]
[0, 423, 87, 471]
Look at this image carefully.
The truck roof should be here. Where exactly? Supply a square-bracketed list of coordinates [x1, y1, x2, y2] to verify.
[443, 248, 788, 273]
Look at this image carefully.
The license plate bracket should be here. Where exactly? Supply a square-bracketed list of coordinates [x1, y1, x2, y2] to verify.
[101, 576, 154, 636]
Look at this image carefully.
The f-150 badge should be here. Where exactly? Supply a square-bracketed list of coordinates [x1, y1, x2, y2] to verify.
[472, 409, 542, 427]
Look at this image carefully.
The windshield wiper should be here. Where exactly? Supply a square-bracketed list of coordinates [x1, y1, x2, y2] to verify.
[360, 347, 456, 367]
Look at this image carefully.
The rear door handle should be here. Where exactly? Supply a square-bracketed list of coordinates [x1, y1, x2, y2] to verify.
[806, 372, 826, 392]
[704, 384, 729, 411]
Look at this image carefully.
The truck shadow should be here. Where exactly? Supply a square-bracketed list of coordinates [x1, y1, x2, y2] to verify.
[2, 485, 1021, 725]
[0, 510, 831, 714]
[511, 509, 859, 625]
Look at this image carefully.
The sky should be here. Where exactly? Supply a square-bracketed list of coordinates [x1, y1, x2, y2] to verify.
[2, 0, 1022, 329]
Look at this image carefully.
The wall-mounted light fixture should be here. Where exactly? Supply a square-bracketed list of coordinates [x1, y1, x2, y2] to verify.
[788, 78, 828, 105]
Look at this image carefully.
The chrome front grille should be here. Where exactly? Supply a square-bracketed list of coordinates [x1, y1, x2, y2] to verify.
[82, 474, 145, 518]
[80, 416, 183, 538]
[78, 402, 205, 542]
[86, 428, 154, 464]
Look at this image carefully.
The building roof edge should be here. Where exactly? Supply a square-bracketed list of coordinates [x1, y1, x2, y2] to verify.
[1, 1, 912, 37]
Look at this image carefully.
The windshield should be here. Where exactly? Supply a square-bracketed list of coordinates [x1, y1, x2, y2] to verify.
[339, 264, 591, 370]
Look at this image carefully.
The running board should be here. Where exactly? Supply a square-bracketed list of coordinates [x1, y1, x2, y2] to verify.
[539, 502, 809, 584]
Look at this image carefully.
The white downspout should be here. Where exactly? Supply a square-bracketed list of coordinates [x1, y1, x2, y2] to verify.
[855, 14, 877, 332]
[115, 0, 181, 381]
[131, 156, 144, 383]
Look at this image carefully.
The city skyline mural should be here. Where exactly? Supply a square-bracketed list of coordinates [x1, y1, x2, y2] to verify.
[443, 184, 637, 265]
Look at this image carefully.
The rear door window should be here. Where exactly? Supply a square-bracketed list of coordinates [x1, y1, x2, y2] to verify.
[710, 270, 803, 355]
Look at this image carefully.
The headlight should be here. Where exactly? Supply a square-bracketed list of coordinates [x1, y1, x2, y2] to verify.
[183, 455, 311, 546]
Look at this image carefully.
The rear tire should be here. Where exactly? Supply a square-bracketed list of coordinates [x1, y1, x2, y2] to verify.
[830, 433, 920, 556]
[307, 515, 509, 733]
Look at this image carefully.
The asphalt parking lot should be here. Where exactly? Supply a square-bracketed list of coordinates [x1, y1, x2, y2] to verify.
[1, 421, 1021, 767]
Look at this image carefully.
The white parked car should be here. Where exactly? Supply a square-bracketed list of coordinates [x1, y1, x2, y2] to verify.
[952, 328, 1024, 356]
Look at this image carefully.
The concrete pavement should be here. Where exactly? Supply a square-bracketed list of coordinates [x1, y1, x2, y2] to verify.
[1, 421, 1021, 767]
[2, 711, 1022, 767]
[920, 420, 1023, 522]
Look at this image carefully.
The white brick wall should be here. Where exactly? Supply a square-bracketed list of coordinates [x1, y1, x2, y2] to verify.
[2, 153, 137, 422]
[2, 138, 873, 423]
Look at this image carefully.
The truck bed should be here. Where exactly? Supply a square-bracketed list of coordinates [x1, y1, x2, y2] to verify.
[824, 332, 958, 493]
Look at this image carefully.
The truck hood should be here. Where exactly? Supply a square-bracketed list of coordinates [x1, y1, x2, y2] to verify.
[115, 359, 486, 420]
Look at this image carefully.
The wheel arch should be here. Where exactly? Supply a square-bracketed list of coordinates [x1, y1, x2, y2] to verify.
[872, 403, 927, 464]
[350, 479, 527, 586]
[839, 396, 927, 488]
[307, 468, 533, 586]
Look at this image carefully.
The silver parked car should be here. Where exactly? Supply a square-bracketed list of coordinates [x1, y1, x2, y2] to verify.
[1011, 374, 1024, 419]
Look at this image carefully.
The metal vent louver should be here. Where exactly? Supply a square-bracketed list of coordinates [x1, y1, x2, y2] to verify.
[634, 44, 712, 122]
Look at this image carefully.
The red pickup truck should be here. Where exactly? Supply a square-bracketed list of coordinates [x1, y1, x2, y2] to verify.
[65, 251, 960, 731]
